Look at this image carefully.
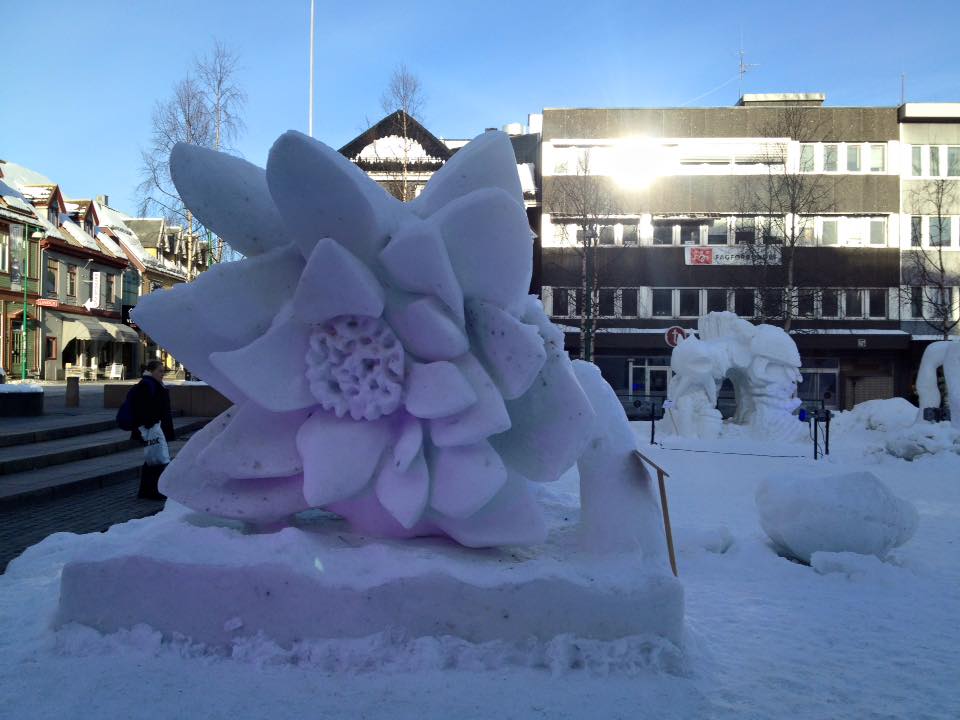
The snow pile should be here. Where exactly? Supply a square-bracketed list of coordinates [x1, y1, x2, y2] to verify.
[837, 397, 919, 432]
[755, 471, 917, 563]
[884, 422, 960, 460]
[0, 383, 43, 393]
[916, 340, 960, 429]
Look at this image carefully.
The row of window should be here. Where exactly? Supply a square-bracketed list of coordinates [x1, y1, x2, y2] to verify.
[799, 142, 887, 174]
[44, 259, 118, 304]
[909, 145, 960, 178]
[547, 287, 917, 320]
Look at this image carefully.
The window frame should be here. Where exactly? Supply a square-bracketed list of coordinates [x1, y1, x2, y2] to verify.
[846, 144, 861, 172]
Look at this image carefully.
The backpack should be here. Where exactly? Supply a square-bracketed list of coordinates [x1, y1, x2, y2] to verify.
[116, 380, 156, 431]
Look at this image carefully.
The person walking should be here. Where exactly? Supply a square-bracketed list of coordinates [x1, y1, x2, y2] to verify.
[126, 360, 175, 500]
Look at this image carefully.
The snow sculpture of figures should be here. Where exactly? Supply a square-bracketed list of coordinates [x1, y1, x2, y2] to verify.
[132, 129, 596, 548]
[665, 312, 803, 440]
[916, 340, 960, 428]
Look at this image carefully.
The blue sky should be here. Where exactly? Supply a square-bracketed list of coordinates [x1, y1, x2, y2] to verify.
[2, 0, 958, 216]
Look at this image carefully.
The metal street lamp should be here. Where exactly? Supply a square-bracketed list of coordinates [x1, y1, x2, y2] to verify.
[25, 229, 43, 380]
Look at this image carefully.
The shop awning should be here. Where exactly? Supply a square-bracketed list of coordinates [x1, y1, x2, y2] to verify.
[62, 317, 113, 345]
[99, 320, 140, 343]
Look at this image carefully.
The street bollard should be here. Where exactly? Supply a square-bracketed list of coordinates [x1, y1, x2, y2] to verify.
[65, 376, 80, 407]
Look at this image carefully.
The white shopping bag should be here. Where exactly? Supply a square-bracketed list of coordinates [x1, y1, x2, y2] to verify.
[141, 423, 171, 466]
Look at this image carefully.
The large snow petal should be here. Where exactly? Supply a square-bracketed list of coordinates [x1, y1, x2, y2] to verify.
[379, 221, 464, 323]
[392, 413, 423, 473]
[375, 451, 429, 529]
[293, 238, 385, 324]
[160, 410, 309, 524]
[429, 440, 507, 519]
[266, 130, 401, 263]
[434, 472, 547, 548]
[132, 243, 303, 403]
[196, 403, 308, 480]
[410, 130, 523, 218]
[490, 299, 595, 483]
[467, 301, 546, 400]
[429, 354, 511, 448]
[170, 143, 290, 256]
[209, 319, 314, 412]
[385, 296, 468, 361]
[404, 361, 476, 419]
[297, 412, 393, 506]
[432, 188, 532, 311]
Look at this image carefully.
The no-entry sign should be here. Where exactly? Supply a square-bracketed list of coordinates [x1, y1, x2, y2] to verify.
[664, 326, 687, 347]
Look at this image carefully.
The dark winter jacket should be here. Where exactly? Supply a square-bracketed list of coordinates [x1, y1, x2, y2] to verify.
[128, 375, 175, 443]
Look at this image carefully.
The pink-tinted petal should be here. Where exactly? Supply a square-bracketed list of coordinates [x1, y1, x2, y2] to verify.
[410, 130, 523, 219]
[379, 221, 464, 323]
[404, 361, 476, 419]
[297, 412, 393, 506]
[385, 296, 468, 361]
[467, 300, 546, 400]
[375, 451, 429, 529]
[434, 472, 547, 548]
[429, 440, 507, 519]
[170, 143, 290, 256]
[293, 238, 385, 324]
[196, 403, 308, 480]
[429, 354, 510, 447]
[433, 188, 532, 312]
[209, 319, 314, 412]
[266, 130, 401, 263]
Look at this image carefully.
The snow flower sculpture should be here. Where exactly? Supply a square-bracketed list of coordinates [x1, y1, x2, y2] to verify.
[665, 311, 804, 440]
[132, 130, 594, 547]
[916, 340, 960, 428]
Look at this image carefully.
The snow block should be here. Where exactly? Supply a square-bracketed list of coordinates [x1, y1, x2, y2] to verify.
[56, 510, 684, 649]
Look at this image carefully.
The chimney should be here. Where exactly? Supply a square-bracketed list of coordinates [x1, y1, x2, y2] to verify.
[96, 194, 109, 206]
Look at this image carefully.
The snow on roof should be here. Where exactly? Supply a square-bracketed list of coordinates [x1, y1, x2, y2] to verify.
[20, 184, 56, 205]
[95, 230, 124, 257]
[61, 219, 106, 253]
[0, 160, 53, 188]
[517, 163, 536, 195]
[0, 179, 39, 221]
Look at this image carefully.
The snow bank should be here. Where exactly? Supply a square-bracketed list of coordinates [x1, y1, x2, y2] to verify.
[838, 397, 919, 432]
[884, 423, 960, 460]
[755, 471, 917, 563]
[0, 383, 43, 393]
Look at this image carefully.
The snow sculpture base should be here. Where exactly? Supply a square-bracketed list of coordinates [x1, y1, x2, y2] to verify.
[56, 506, 684, 648]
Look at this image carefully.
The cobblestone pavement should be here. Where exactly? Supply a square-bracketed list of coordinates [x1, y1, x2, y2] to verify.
[0, 478, 164, 573]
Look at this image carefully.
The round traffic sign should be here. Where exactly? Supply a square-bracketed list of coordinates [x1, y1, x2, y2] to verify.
[664, 326, 687, 348]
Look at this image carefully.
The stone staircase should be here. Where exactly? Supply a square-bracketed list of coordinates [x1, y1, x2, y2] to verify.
[0, 414, 208, 508]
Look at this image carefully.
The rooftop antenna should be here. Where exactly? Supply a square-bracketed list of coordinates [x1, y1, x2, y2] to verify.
[737, 30, 758, 103]
[308, 0, 315, 137]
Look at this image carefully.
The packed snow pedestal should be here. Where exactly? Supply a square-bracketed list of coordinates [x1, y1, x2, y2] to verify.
[56, 128, 683, 650]
[916, 340, 960, 428]
[755, 471, 917, 563]
[664, 312, 804, 441]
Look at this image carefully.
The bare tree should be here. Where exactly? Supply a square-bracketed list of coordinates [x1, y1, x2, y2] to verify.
[548, 149, 619, 362]
[137, 40, 246, 273]
[902, 178, 960, 339]
[376, 64, 426, 201]
[737, 105, 835, 330]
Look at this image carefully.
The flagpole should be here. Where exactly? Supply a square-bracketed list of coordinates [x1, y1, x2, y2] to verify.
[308, 0, 315, 137]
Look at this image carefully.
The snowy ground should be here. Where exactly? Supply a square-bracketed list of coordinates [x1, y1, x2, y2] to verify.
[1, 417, 958, 719]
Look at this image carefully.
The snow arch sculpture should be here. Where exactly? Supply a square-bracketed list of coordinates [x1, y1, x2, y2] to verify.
[916, 340, 960, 428]
[664, 312, 803, 440]
[131, 129, 602, 548]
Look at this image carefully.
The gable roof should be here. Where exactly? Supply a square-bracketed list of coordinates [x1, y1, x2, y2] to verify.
[123, 218, 165, 249]
[339, 110, 452, 165]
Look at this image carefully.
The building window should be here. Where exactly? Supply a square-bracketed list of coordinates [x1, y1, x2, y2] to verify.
[0, 224, 8, 272]
[678, 221, 701, 245]
[552, 288, 569, 316]
[869, 218, 886, 246]
[797, 289, 816, 317]
[45, 258, 58, 294]
[621, 223, 638, 246]
[761, 288, 784, 317]
[652, 221, 673, 246]
[621, 290, 638, 317]
[869, 145, 886, 172]
[845, 217, 864, 245]
[48, 205, 59, 225]
[948, 147, 960, 177]
[707, 218, 728, 245]
[599, 225, 616, 246]
[823, 144, 838, 172]
[734, 289, 755, 317]
[706, 289, 728, 313]
[797, 216, 815, 244]
[930, 217, 951, 247]
[930, 146, 940, 176]
[652, 289, 673, 317]
[734, 217, 755, 244]
[868, 289, 887, 318]
[821, 219, 838, 245]
[106, 274, 115, 302]
[760, 217, 783, 245]
[911, 146, 923, 176]
[799, 144, 815, 172]
[846, 145, 861, 172]
[911, 216, 923, 247]
[67, 265, 77, 296]
[821, 289, 840, 318]
[46, 336, 57, 360]
[678, 289, 700, 317]
[599, 289, 616, 315]
[910, 286, 923, 318]
[844, 289, 863, 317]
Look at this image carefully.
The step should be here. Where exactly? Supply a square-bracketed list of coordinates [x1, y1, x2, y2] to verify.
[0, 409, 186, 448]
[0, 436, 195, 508]
[0, 417, 208, 476]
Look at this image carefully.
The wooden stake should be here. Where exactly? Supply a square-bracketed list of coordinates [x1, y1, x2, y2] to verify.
[634, 450, 678, 577]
